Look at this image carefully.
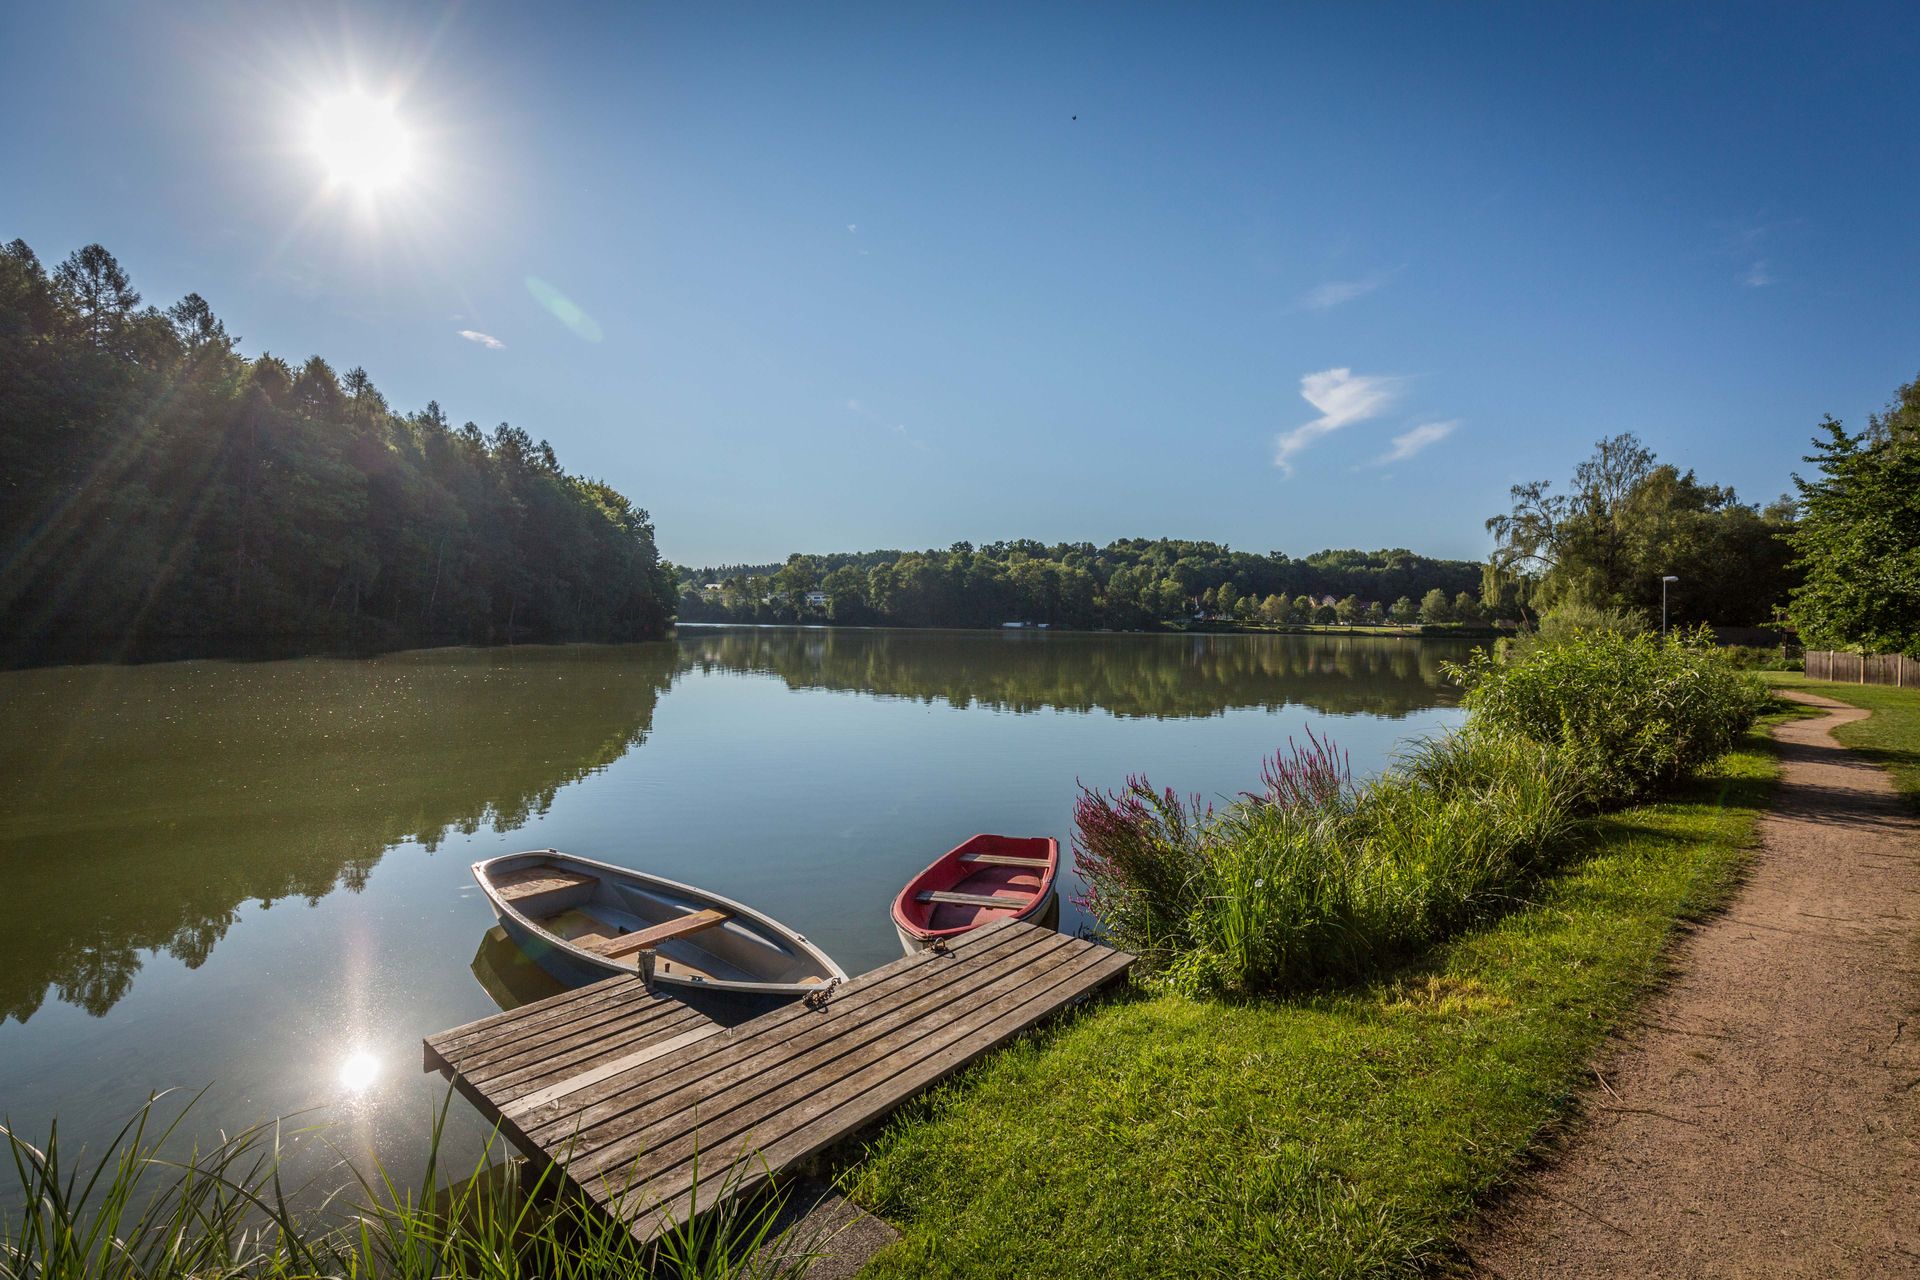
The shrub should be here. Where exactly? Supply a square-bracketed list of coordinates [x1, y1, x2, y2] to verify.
[1719, 643, 1801, 672]
[1449, 626, 1768, 807]
[1532, 601, 1649, 642]
[1072, 730, 1577, 996]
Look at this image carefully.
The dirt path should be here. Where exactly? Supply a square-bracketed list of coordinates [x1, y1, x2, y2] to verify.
[1465, 691, 1920, 1279]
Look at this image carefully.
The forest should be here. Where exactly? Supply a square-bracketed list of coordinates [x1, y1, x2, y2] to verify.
[679, 540, 1488, 630]
[0, 240, 676, 666]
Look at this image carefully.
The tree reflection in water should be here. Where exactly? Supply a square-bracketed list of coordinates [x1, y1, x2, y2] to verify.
[0, 646, 678, 1023]
[677, 627, 1474, 721]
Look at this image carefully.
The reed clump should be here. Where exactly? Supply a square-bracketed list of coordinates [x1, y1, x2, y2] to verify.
[1, 1093, 821, 1280]
[1075, 629, 1764, 995]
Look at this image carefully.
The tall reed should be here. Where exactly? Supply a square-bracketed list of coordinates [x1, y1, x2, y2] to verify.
[1, 1092, 826, 1280]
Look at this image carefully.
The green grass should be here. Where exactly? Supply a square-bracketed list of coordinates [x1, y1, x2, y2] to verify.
[1763, 673, 1920, 810]
[848, 727, 1785, 1278]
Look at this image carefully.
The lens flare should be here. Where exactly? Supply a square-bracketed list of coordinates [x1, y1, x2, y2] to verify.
[310, 92, 413, 193]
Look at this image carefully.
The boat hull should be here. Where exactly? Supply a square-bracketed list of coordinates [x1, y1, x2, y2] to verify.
[891, 833, 1062, 955]
[473, 849, 848, 1018]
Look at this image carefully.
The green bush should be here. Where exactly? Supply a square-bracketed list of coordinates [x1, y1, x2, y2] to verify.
[1073, 730, 1577, 996]
[1719, 643, 1801, 672]
[1449, 627, 1768, 807]
[1533, 602, 1649, 643]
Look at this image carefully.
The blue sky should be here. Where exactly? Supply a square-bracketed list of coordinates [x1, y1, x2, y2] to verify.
[5, 2, 1917, 566]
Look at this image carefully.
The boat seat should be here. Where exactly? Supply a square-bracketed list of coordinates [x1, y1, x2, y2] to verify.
[495, 867, 600, 903]
[588, 908, 730, 960]
[959, 852, 1052, 869]
[917, 890, 1030, 909]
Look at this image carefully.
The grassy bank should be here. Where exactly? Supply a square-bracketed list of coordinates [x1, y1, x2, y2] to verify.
[1763, 673, 1920, 808]
[850, 724, 1784, 1277]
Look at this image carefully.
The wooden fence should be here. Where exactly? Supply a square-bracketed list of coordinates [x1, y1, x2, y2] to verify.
[1804, 650, 1920, 688]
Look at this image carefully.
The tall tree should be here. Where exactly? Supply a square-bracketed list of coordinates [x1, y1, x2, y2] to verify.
[1787, 376, 1920, 656]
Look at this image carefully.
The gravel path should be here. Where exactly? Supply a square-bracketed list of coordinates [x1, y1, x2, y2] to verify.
[1466, 690, 1920, 1278]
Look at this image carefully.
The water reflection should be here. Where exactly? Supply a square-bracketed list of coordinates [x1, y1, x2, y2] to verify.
[470, 925, 568, 1010]
[0, 645, 678, 1024]
[678, 626, 1474, 720]
[0, 630, 1472, 1026]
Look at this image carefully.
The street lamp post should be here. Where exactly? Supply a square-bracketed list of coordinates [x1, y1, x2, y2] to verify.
[1661, 575, 1679, 636]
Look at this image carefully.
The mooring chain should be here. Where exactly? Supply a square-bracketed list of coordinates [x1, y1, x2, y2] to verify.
[803, 975, 843, 1011]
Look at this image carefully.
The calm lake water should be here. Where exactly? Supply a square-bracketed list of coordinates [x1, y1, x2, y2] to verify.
[0, 626, 1472, 1191]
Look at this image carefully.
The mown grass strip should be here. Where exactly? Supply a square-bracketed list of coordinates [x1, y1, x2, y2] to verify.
[1764, 672, 1920, 809]
[848, 724, 1784, 1279]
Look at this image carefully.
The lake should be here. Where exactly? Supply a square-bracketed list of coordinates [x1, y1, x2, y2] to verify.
[0, 626, 1473, 1191]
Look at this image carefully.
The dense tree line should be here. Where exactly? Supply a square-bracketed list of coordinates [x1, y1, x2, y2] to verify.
[0, 240, 675, 665]
[1788, 372, 1920, 657]
[679, 540, 1487, 630]
[1486, 433, 1797, 627]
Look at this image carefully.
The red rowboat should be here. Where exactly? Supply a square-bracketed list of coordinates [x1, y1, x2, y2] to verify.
[891, 833, 1061, 954]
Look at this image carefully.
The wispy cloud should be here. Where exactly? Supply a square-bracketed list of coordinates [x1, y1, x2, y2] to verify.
[458, 328, 505, 349]
[1299, 275, 1386, 310]
[1718, 219, 1795, 289]
[1375, 419, 1458, 465]
[1273, 368, 1399, 475]
[847, 223, 858, 233]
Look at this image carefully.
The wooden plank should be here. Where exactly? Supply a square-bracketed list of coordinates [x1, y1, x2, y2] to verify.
[504, 1023, 728, 1115]
[494, 867, 599, 902]
[428, 976, 645, 1060]
[959, 852, 1053, 868]
[515, 923, 1050, 1147]
[473, 1003, 717, 1098]
[917, 889, 1030, 909]
[609, 941, 1130, 1234]
[535, 929, 1068, 1170]
[588, 909, 729, 959]
[456, 995, 692, 1084]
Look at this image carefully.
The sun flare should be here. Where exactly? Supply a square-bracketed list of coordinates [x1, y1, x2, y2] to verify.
[310, 92, 413, 193]
[337, 1048, 381, 1094]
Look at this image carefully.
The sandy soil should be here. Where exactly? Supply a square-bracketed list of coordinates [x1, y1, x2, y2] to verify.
[1465, 691, 1920, 1279]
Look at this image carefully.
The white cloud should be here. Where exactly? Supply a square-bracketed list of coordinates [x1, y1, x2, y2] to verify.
[1375, 419, 1458, 465]
[1300, 275, 1385, 310]
[458, 329, 505, 349]
[1742, 260, 1774, 287]
[847, 223, 858, 233]
[1273, 368, 1399, 474]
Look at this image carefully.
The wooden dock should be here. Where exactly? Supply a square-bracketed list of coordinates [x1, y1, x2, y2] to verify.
[423, 918, 1131, 1242]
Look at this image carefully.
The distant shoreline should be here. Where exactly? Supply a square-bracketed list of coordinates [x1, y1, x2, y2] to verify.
[675, 619, 1510, 640]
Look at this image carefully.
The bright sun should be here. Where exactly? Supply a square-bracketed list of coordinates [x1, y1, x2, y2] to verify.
[310, 92, 413, 193]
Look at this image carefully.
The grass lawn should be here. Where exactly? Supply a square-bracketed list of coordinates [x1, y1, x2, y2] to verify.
[846, 725, 1786, 1278]
[1763, 673, 1920, 809]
